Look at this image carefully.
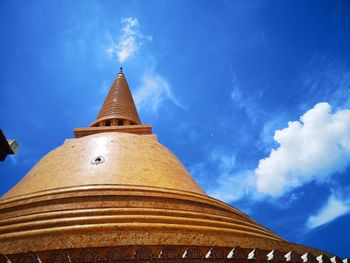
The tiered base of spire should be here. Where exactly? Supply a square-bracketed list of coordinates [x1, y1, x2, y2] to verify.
[74, 124, 152, 138]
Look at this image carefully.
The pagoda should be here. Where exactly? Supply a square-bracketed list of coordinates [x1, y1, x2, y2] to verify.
[0, 68, 346, 263]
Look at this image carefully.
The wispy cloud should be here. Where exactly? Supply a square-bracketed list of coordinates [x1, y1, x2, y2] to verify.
[255, 102, 350, 197]
[134, 73, 185, 113]
[99, 80, 110, 96]
[107, 17, 152, 63]
[192, 150, 256, 203]
[8, 155, 18, 165]
[106, 17, 182, 115]
[208, 169, 256, 203]
[230, 73, 265, 124]
[302, 55, 350, 109]
[307, 194, 350, 229]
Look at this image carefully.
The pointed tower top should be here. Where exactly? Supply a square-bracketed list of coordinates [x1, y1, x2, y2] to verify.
[74, 68, 152, 138]
[90, 68, 141, 127]
[117, 67, 125, 79]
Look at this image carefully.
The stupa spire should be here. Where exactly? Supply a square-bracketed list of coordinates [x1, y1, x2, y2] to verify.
[74, 68, 151, 138]
[90, 67, 141, 127]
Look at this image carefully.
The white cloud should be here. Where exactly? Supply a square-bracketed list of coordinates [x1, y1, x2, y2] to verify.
[105, 17, 182, 115]
[107, 17, 152, 63]
[307, 194, 350, 229]
[255, 102, 350, 197]
[134, 73, 184, 113]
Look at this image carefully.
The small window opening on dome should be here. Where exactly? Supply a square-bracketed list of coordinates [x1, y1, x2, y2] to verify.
[118, 120, 123, 126]
[91, 155, 105, 165]
[105, 120, 111, 126]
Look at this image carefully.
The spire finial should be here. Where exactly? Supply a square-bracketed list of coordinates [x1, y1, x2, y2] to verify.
[119, 67, 123, 73]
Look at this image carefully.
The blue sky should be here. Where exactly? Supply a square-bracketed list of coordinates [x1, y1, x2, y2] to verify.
[1, 0, 350, 258]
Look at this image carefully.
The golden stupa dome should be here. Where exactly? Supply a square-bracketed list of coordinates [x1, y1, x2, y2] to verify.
[3, 132, 204, 199]
[0, 69, 341, 262]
